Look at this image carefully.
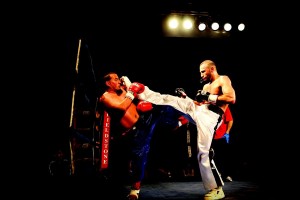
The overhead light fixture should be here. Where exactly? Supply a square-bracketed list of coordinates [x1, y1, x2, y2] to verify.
[162, 12, 247, 38]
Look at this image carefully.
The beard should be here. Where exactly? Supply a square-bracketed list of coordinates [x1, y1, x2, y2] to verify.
[200, 77, 209, 85]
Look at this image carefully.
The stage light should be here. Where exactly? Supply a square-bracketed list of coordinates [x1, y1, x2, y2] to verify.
[211, 22, 219, 31]
[182, 18, 193, 30]
[223, 23, 232, 31]
[198, 23, 206, 31]
[168, 18, 179, 29]
[238, 23, 245, 31]
[162, 12, 247, 38]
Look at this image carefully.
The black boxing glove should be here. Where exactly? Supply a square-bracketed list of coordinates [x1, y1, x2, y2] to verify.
[175, 88, 187, 98]
[195, 90, 218, 104]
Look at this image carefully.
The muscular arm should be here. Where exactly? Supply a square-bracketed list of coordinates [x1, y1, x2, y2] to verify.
[226, 120, 233, 133]
[100, 89, 135, 111]
[100, 89, 139, 130]
[218, 76, 236, 104]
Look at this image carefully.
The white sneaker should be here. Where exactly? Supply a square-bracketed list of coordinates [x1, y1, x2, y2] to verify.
[127, 189, 140, 200]
[204, 187, 225, 200]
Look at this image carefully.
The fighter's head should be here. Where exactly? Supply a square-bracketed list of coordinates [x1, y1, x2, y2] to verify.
[103, 72, 123, 93]
[199, 60, 217, 83]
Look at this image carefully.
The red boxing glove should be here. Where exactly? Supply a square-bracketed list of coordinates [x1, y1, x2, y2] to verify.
[137, 101, 153, 112]
[178, 116, 188, 127]
[128, 82, 145, 97]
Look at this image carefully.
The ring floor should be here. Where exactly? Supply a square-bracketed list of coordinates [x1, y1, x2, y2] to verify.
[44, 177, 262, 200]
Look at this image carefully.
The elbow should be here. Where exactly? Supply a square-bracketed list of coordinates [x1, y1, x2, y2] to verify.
[229, 96, 236, 104]
[230, 94, 236, 104]
[222, 93, 236, 105]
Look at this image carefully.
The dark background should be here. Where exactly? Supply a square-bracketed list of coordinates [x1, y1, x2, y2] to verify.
[26, 1, 267, 180]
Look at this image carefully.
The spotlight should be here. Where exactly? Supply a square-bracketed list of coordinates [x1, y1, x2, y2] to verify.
[182, 18, 193, 30]
[238, 23, 245, 31]
[168, 18, 179, 29]
[211, 22, 219, 31]
[198, 23, 206, 31]
[224, 23, 232, 31]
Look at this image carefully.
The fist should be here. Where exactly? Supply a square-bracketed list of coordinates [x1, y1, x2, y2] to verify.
[128, 82, 145, 97]
[195, 90, 210, 102]
[120, 76, 132, 90]
[175, 88, 186, 98]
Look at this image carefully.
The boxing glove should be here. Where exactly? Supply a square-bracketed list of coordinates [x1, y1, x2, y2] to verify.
[120, 76, 131, 90]
[195, 90, 218, 104]
[175, 88, 187, 98]
[126, 82, 145, 100]
[222, 133, 230, 143]
[137, 101, 153, 112]
[129, 82, 145, 95]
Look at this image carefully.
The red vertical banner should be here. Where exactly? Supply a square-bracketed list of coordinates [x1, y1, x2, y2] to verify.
[100, 111, 111, 169]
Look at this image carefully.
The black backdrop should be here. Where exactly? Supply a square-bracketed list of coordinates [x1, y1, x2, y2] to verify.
[36, 1, 265, 180]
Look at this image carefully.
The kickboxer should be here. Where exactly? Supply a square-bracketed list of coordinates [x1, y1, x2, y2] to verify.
[123, 60, 236, 200]
[99, 72, 188, 200]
